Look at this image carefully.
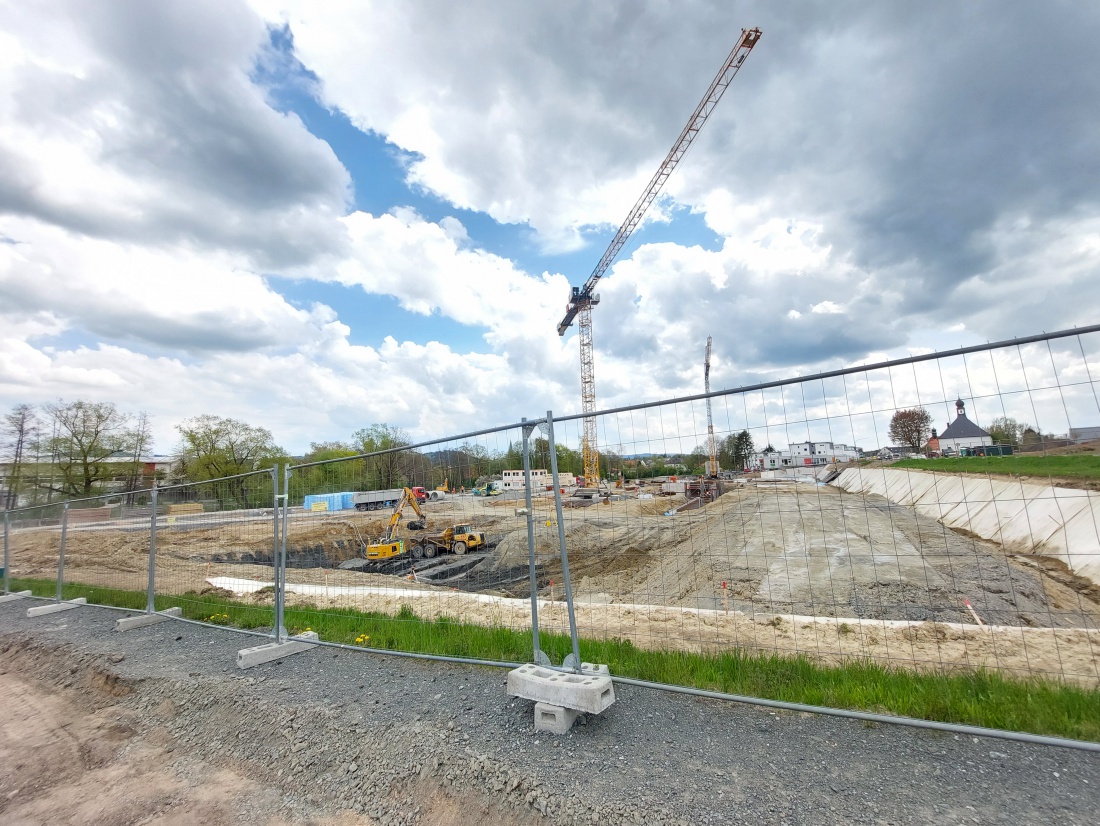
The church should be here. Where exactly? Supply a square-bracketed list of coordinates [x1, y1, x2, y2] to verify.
[933, 398, 992, 454]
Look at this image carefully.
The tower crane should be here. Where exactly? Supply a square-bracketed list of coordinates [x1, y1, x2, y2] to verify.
[704, 335, 719, 478]
[556, 27, 762, 488]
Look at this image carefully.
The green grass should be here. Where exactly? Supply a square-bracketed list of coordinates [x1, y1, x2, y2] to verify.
[893, 454, 1100, 480]
[8, 577, 1100, 742]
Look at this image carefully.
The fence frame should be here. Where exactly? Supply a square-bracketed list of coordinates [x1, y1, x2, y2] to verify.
[2, 322, 1100, 751]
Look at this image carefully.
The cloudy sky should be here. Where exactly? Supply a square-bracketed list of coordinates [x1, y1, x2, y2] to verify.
[1, 0, 1098, 455]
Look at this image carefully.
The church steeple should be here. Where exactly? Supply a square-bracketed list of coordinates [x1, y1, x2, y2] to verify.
[955, 398, 965, 417]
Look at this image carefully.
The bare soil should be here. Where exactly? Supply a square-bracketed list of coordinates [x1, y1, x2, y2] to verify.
[8, 486, 1100, 686]
[0, 638, 541, 826]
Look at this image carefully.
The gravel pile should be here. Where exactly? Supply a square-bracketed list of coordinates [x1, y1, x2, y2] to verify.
[2, 599, 1098, 825]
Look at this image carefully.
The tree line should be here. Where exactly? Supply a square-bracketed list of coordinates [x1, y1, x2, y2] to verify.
[1, 399, 757, 509]
[0, 401, 291, 508]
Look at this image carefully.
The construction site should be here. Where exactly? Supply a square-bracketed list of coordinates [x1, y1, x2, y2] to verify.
[7, 465, 1100, 687]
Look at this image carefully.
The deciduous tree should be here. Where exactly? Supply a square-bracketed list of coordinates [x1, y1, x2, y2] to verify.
[44, 400, 142, 498]
[176, 415, 286, 507]
[987, 416, 1027, 447]
[888, 407, 933, 453]
[353, 424, 412, 489]
[1, 404, 39, 507]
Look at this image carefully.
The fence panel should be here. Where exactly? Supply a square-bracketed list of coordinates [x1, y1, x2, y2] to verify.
[43, 491, 153, 609]
[3, 502, 66, 600]
[151, 470, 278, 629]
[279, 424, 559, 662]
[544, 329, 1100, 688]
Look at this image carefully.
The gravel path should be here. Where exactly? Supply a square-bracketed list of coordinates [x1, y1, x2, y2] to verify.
[2, 598, 1098, 825]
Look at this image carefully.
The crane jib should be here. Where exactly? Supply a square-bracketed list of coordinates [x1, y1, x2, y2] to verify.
[555, 26, 761, 336]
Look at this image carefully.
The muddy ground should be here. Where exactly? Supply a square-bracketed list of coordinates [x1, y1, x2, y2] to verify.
[6, 484, 1100, 685]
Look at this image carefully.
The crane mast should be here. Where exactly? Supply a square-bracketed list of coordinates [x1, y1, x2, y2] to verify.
[704, 336, 718, 477]
[557, 27, 762, 488]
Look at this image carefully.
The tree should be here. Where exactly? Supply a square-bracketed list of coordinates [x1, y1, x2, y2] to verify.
[305, 440, 359, 462]
[987, 416, 1027, 447]
[290, 441, 365, 500]
[889, 407, 933, 453]
[2, 404, 39, 508]
[122, 411, 155, 499]
[176, 415, 286, 507]
[719, 430, 755, 470]
[353, 424, 412, 489]
[43, 400, 143, 498]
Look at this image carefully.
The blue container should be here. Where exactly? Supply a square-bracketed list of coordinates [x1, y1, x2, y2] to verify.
[301, 491, 359, 512]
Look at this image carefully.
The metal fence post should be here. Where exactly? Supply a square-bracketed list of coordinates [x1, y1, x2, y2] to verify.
[145, 484, 158, 613]
[3, 510, 9, 595]
[521, 418, 549, 666]
[56, 502, 69, 603]
[545, 410, 582, 672]
[273, 465, 287, 643]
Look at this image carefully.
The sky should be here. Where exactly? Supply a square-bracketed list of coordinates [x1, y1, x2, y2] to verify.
[1, 1, 1099, 457]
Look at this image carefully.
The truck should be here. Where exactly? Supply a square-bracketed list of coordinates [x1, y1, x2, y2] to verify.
[364, 489, 486, 562]
[353, 487, 427, 511]
[409, 524, 486, 559]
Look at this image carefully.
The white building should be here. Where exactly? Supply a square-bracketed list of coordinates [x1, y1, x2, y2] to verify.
[500, 469, 548, 490]
[500, 469, 578, 489]
[937, 399, 992, 454]
[752, 441, 860, 471]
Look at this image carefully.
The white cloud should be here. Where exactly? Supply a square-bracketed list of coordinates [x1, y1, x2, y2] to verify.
[248, 1, 776, 252]
[0, 0, 351, 268]
[4, 1, 1100, 457]
[0, 218, 342, 352]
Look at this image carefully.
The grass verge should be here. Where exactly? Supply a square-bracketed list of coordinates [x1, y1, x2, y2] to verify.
[7, 577, 1100, 742]
[893, 455, 1100, 480]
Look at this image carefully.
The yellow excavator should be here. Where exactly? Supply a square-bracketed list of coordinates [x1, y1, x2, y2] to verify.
[366, 487, 427, 561]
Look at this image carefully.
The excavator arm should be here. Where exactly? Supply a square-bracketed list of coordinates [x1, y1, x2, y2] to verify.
[380, 487, 427, 542]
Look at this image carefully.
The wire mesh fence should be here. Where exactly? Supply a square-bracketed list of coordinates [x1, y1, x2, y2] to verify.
[280, 423, 558, 663]
[152, 470, 279, 629]
[49, 493, 152, 608]
[546, 327, 1100, 687]
[2, 326, 1099, 698]
[3, 501, 65, 599]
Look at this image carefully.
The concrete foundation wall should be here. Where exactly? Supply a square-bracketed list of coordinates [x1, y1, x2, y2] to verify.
[834, 468, 1100, 586]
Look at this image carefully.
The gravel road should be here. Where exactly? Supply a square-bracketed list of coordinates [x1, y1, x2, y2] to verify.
[1, 598, 1098, 825]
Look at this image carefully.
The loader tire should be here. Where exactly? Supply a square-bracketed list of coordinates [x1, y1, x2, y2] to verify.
[410, 544, 424, 559]
[423, 543, 437, 559]
[452, 540, 467, 556]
